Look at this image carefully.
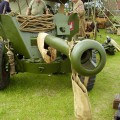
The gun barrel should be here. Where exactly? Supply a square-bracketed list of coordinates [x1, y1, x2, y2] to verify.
[37, 33, 106, 76]
[45, 35, 69, 56]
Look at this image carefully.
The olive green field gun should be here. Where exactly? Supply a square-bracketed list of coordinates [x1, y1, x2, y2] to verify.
[0, 0, 106, 90]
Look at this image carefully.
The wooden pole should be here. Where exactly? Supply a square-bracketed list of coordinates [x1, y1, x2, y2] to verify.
[17, 0, 21, 14]
[26, 0, 29, 6]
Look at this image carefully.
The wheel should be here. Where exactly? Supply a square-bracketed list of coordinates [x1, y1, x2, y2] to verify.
[79, 75, 96, 91]
[79, 50, 96, 91]
[0, 41, 10, 89]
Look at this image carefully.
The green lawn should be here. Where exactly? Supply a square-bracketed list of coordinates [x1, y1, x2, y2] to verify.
[0, 30, 120, 120]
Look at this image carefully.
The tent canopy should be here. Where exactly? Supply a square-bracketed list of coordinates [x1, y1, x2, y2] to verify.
[47, 0, 92, 3]
[46, 0, 68, 4]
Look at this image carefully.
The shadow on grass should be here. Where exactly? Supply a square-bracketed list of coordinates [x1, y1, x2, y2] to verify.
[6, 72, 72, 92]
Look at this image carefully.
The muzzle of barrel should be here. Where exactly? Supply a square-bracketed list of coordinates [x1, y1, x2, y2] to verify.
[38, 33, 106, 76]
[70, 39, 106, 76]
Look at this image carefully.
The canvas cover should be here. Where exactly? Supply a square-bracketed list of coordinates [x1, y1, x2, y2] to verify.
[71, 70, 92, 120]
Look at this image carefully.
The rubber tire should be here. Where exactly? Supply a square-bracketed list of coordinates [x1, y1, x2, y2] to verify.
[80, 76, 96, 91]
[0, 41, 10, 90]
[79, 50, 96, 91]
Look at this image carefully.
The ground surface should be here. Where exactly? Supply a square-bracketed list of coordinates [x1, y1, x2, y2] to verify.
[0, 29, 120, 120]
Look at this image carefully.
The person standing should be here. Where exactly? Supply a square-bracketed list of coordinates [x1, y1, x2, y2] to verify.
[0, 0, 11, 14]
[26, 0, 48, 16]
[71, 0, 86, 37]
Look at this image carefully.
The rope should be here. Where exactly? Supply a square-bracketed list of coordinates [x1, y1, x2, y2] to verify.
[7, 50, 16, 76]
[4, 40, 16, 76]
[16, 14, 55, 33]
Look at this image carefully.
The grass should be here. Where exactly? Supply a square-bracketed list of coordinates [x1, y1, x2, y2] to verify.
[90, 52, 120, 120]
[0, 29, 120, 120]
[0, 73, 74, 120]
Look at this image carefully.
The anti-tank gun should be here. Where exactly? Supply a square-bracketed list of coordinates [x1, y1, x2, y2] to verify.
[0, 0, 106, 90]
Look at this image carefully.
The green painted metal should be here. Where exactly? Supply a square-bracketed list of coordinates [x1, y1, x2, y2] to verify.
[22, 61, 61, 74]
[71, 39, 106, 76]
[68, 13, 79, 41]
[54, 13, 70, 35]
[0, 15, 29, 58]
[45, 35, 69, 56]
[44, 34, 106, 76]
[0, 14, 72, 74]
[16, 58, 71, 74]
[0, 15, 41, 59]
